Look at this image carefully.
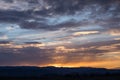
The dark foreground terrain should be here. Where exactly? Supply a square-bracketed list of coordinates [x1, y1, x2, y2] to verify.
[0, 66, 120, 80]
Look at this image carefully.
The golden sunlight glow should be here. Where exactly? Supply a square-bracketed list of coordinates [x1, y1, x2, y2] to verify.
[108, 29, 120, 36]
[97, 45, 117, 50]
[46, 60, 120, 69]
[0, 43, 45, 49]
[73, 31, 99, 36]
[46, 41, 71, 46]
[114, 38, 120, 40]
[23, 43, 45, 47]
[55, 46, 76, 53]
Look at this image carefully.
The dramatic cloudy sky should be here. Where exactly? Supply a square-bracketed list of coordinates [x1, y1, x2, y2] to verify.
[0, 0, 120, 68]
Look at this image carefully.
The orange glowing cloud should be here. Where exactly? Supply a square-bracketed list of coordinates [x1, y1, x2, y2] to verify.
[73, 31, 99, 36]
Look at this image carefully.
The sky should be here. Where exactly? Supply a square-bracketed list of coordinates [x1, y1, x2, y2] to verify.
[0, 0, 120, 69]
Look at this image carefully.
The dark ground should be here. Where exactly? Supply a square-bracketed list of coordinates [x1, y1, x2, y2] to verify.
[0, 66, 120, 80]
[1, 75, 120, 80]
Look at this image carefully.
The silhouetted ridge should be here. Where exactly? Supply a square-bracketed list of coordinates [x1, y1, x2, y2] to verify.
[0, 66, 120, 77]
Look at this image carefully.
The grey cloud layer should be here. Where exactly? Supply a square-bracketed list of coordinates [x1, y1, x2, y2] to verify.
[0, 39, 119, 66]
[0, 0, 119, 31]
[0, 46, 54, 66]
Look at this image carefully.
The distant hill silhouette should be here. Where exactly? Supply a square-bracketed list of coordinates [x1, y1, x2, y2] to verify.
[0, 66, 120, 80]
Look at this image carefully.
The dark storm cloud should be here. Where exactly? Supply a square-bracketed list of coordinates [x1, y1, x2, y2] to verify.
[0, 10, 32, 23]
[19, 20, 80, 30]
[0, 46, 54, 66]
[0, 0, 119, 30]
[100, 18, 120, 29]
[24, 42, 42, 44]
[0, 41, 10, 44]
[19, 0, 120, 30]
[2, 0, 13, 3]
[45, 0, 119, 14]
